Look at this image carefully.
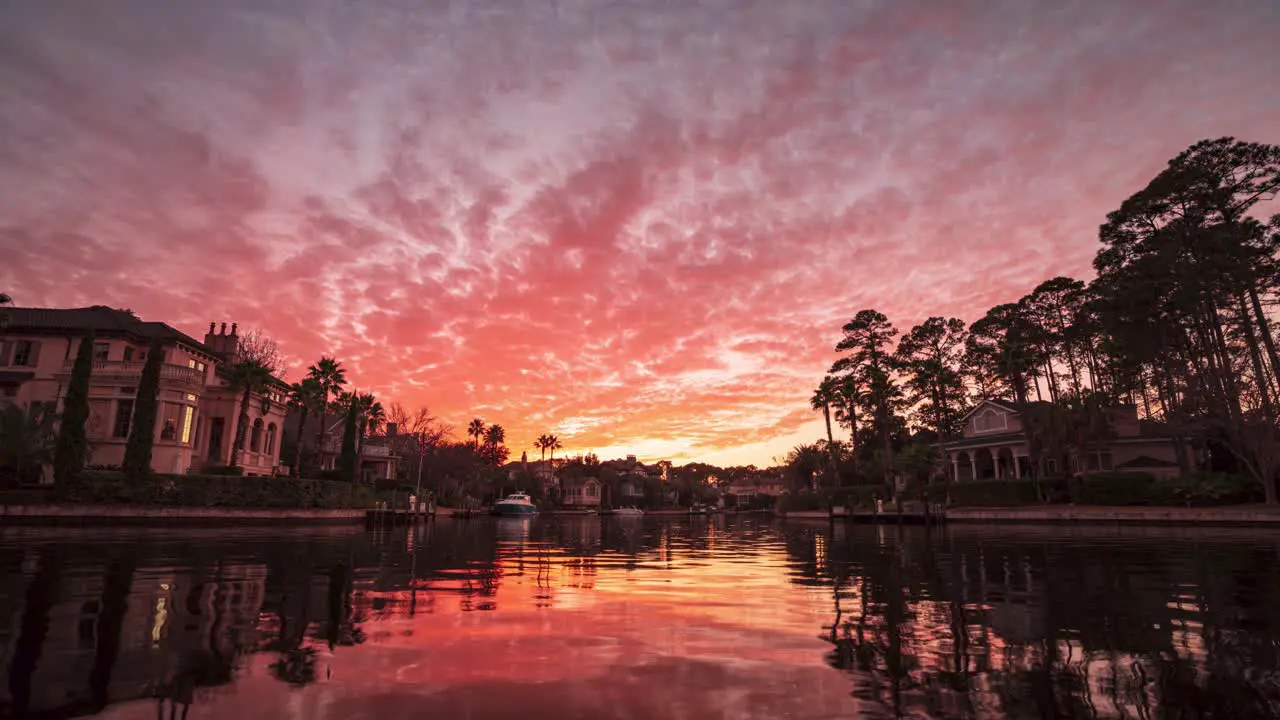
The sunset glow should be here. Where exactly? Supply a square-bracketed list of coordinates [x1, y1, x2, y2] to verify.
[1, 1, 1277, 465]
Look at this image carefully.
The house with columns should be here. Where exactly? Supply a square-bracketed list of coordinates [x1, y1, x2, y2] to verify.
[0, 306, 287, 477]
[944, 398, 1184, 482]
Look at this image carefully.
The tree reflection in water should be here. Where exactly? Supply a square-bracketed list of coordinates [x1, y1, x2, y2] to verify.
[799, 524, 1280, 718]
[2, 521, 1279, 718]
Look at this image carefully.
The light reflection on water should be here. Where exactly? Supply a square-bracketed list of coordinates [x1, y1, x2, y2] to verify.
[1, 517, 1278, 719]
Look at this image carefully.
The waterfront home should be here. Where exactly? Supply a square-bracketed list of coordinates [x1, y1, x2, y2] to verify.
[723, 476, 787, 503]
[0, 307, 287, 476]
[561, 477, 602, 508]
[291, 415, 402, 482]
[943, 399, 1183, 481]
[505, 457, 559, 493]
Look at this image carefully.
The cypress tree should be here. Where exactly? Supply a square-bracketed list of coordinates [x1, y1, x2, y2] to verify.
[123, 339, 164, 479]
[338, 400, 358, 482]
[54, 333, 95, 485]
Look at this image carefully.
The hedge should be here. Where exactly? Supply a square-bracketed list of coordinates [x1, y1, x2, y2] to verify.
[916, 479, 1043, 507]
[54, 470, 388, 509]
[904, 472, 1262, 508]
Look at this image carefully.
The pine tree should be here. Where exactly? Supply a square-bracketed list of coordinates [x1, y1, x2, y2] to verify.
[123, 340, 164, 479]
[54, 333, 95, 484]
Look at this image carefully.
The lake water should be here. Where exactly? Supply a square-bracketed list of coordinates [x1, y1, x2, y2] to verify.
[1, 517, 1278, 719]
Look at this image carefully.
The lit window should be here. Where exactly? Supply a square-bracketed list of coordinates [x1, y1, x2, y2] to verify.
[180, 406, 194, 444]
[185, 393, 197, 402]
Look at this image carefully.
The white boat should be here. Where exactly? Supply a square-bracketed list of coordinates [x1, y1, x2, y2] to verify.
[491, 492, 537, 516]
[613, 507, 645, 516]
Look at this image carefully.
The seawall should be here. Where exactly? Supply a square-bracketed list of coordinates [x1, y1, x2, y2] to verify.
[946, 506, 1280, 526]
[0, 504, 368, 525]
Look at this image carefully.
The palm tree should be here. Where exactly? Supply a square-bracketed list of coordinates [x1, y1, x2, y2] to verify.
[484, 424, 506, 452]
[363, 396, 385, 437]
[287, 378, 323, 475]
[344, 392, 383, 458]
[225, 359, 274, 467]
[831, 375, 861, 474]
[467, 418, 486, 450]
[306, 357, 346, 458]
[546, 434, 563, 466]
[535, 433, 552, 462]
[811, 377, 839, 483]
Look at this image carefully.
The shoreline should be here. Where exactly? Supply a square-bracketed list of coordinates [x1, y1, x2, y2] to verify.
[781, 505, 1280, 527]
[945, 505, 1280, 526]
[0, 503, 369, 525]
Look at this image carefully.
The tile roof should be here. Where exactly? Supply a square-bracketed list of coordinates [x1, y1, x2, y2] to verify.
[1115, 455, 1180, 469]
[2, 306, 216, 355]
[956, 397, 1021, 424]
[943, 431, 1027, 449]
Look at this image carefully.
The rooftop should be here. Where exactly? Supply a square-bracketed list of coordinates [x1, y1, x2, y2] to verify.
[2, 306, 217, 356]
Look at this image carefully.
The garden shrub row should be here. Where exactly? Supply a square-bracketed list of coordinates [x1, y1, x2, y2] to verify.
[906, 472, 1261, 507]
[54, 470, 388, 509]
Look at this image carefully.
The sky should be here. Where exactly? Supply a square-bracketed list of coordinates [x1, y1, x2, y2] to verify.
[1, 0, 1278, 467]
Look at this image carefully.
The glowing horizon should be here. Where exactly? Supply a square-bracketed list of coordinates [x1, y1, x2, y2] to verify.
[1, 0, 1277, 466]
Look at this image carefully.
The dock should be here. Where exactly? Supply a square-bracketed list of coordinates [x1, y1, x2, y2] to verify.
[785, 501, 946, 526]
[364, 505, 435, 529]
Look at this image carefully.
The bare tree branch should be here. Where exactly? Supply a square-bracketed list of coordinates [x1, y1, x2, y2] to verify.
[236, 328, 283, 375]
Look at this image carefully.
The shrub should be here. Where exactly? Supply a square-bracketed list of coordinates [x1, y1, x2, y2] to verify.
[1150, 473, 1261, 507]
[201, 465, 246, 476]
[925, 480, 1042, 507]
[56, 470, 391, 509]
[1069, 472, 1157, 506]
[778, 492, 828, 512]
[828, 486, 883, 509]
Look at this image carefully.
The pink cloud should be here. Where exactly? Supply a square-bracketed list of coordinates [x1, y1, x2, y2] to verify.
[1, 0, 1278, 464]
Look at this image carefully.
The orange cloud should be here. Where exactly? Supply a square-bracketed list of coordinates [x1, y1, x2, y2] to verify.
[1, 0, 1278, 465]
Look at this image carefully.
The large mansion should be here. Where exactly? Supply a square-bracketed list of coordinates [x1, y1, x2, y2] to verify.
[944, 398, 1183, 482]
[0, 306, 288, 477]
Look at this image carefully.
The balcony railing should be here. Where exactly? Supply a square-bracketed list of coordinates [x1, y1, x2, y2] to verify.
[362, 444, 391, 458]
[60, 360, 205, 389]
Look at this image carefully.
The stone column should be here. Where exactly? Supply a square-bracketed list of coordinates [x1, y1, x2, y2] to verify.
[951, 454, 960, 483]
[990, 447, 1001, 479]
[1013, 454, 1023, 479]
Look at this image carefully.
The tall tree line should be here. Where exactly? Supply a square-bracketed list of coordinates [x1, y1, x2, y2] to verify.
[814, 137, 1280, 502]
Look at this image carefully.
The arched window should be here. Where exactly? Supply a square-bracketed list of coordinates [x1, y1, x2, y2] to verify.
[250, 418, 264, 453]
[265, 423, 277, 456]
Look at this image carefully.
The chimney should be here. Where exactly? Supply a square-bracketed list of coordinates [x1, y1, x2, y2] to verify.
[204, 321, 239, 359]
[386, 422, 398, 437]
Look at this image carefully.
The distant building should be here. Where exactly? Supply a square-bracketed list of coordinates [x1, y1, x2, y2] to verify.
[723, 475, 787, 502]
[943, 399, 1184, 481]
[0, 307, 287, 476]
[561, 477, 602, 508]
[288, 415, 401, 482]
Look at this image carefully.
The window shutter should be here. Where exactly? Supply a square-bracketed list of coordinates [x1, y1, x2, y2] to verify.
[26, 341, 40, 368]
[0, 341, 10, 366]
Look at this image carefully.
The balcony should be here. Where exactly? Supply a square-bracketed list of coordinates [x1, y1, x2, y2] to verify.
[60, 360, 205, 391]
[362, 444, 391, 458]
